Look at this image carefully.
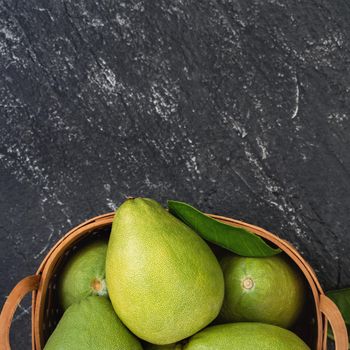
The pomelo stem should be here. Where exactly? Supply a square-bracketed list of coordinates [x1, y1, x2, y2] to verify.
[91, 278, 108, 296]
[242, 277, 254, 290]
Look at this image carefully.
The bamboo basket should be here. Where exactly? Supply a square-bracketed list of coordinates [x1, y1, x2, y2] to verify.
[0, 212, 348, 350]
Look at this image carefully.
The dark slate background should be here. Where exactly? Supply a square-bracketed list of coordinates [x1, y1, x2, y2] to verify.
[1, 0, 349, 348]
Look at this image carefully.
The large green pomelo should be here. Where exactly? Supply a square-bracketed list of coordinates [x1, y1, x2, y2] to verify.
[43, 296, 142, 350]
[219, 254, 305, 328]
[58, 240, 108, 310]
[183, 323, 310, 350]
[106, 198, 224, 345]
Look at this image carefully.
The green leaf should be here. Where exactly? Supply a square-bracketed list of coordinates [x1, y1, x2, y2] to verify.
[326, 288, 350, 348]
[168, 200, 281, 257]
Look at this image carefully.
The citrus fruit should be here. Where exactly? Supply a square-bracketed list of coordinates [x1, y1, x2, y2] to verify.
[219, 254, 305, 328]
[43, 296, 142, 350]
[106, 198, 224, 345]
[183, 322, 310, 349]
[58, 240, 108, 310]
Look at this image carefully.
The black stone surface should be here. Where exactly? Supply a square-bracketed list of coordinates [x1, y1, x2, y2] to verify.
[0, 0, 349, 348]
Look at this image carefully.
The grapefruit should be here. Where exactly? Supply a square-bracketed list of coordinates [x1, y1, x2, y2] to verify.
[106, 198, 224, 345]
[184, 322, 310, 349]
[44, 297, 142, 350]
[219, 254, 305, 328]
[58, 240, 108, 310]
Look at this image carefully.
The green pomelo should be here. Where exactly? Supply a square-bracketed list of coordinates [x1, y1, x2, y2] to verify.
[43, 296, 142, 350]
[219, 254, 305, 328]
[58, 240, 108, 310]
[183, 323, 310, 350]
[106, 198, 224, 345]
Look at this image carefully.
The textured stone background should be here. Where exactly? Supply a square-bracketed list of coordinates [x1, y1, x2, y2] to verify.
[0, 0, 349, 348]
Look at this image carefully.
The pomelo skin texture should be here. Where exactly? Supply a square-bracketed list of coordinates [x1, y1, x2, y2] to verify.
[182, 323, 310, 350]
[106, 198, 224, 345]
[219, 254, 305, 328]
[58, 240, 108, 310]
[43, 296, 142, 350]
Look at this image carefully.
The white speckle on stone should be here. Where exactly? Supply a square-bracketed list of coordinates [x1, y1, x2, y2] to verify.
[91, 18, 104, 27]
[291, 73, 299, 119]
[13, 304, 32, 322]
[104, 68, 116, 88]
[223, 112, 248, 138]
[34, 232, 53, 259]
[106, 198, 117, 211]
[133, 1, 144, 11]
[116, 14, 127, 27]
[144, 175, 165, 190]
[150, 81, 179, 121]
[256, 137, 269, 160]
[267, 200, 285, 212]
[300, 152, 308, 161]
[253, 98, 263, 113]
[187, 155, 200, 175]
[328, 112, 348, 126]
[0, 27, 20, 42]
[36, 7, 55, 21]
[89, 64, 124, 97]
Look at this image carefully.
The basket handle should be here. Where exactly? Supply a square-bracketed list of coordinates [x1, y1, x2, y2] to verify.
[320, 294, 349, 350]
[0, 275, 40, 350]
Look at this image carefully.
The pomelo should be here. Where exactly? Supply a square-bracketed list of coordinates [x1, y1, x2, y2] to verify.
[43, 296, 142, 350]
[106, 198, 224, 345]
[58, 240, 108, 310]
[219, 254, 305, 328]
[183, 322, 310, 349]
